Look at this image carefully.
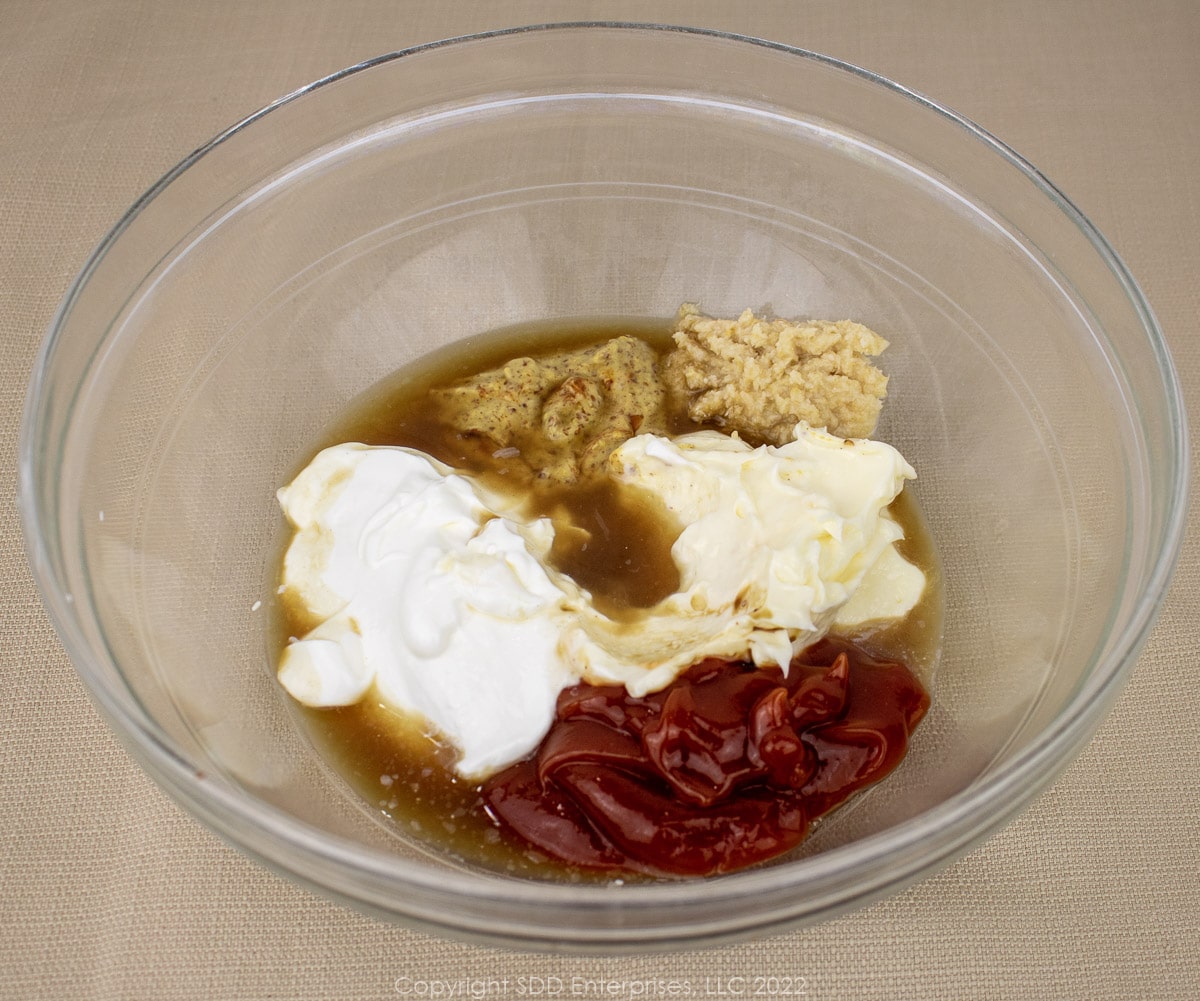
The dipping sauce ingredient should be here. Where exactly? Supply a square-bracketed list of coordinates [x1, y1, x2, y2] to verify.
[564, 425, 923, 695]
[484, 637, 929, 876]
[432, 335, 664, 485]
[276, 443, 576, 777]
[664, 303, 889, 443]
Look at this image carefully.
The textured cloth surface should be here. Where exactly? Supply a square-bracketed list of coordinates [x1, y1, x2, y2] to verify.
[2, 1, 1198, 999]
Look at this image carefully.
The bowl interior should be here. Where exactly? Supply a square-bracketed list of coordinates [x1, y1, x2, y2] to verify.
[27, 25, 1182, 946]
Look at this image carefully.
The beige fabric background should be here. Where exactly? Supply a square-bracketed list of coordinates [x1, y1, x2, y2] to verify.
[3, 1, 1197, 998]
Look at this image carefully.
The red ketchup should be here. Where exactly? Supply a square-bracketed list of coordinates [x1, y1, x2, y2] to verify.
[482, 638, 929, 877]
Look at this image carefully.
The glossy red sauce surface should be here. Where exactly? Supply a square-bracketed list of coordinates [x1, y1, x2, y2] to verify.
[483, 637, 929, 877]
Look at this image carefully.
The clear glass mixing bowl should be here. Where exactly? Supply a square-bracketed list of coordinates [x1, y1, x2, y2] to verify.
[19, 24, 1188, 950]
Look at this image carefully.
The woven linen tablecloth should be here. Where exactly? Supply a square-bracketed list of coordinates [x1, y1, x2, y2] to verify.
[3, 2, 1197, 998]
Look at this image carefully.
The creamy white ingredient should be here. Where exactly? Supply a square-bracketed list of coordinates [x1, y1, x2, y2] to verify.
[565, 427, 920, 694]
[277, 445, 577, 778]
[276, 426, 924, 778]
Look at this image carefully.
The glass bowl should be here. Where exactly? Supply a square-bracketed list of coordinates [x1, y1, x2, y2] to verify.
[19, 23, 1188, 950]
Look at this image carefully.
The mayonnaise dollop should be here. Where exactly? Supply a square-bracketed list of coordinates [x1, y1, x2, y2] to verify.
[276, 426, 925, 778]
[566, 427, 922, 695]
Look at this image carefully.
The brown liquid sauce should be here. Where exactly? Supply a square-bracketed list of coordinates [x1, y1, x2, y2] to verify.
[279, 318, 942, 880]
